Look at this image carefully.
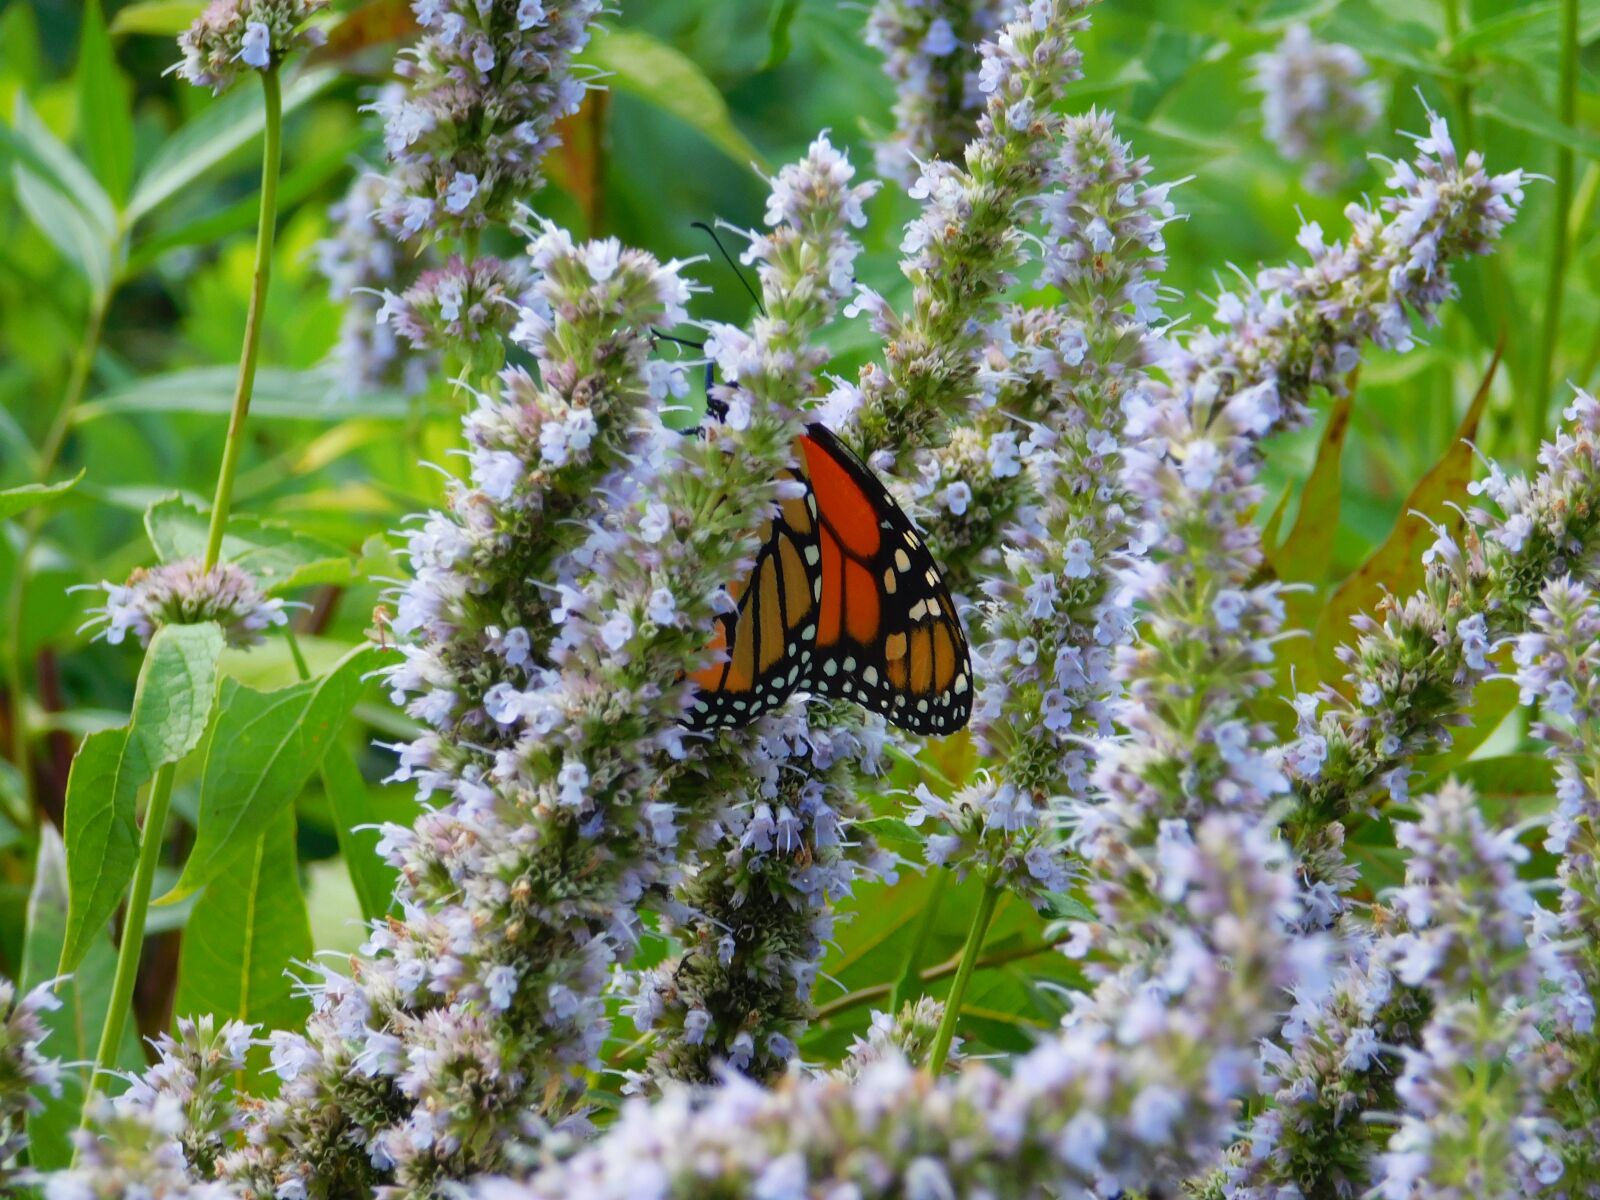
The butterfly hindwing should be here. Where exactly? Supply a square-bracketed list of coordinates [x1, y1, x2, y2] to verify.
[796, 424, 972, 735]
[684, 464, 821, 729]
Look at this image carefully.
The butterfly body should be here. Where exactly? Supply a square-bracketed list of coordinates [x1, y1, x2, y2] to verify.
[686, 423, 972, 736]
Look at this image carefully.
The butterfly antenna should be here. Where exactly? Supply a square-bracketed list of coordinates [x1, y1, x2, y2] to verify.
[692, 220, 766, 316]
[651, 328, 706, 351]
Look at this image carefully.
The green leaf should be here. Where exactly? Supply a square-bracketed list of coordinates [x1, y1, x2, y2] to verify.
[59, 622, 225, 972]
[126, 67, 337, 226]
[160, 646, 375, 905]
[76, 0, 134, 205]
[320, 745, 399, 923]
[22, 827, 146, 1169]
[1480, 81, 1600, 162]
[173, 806, 312, 1082]
[585, 28, 767, 172]
[0, 472, 82, 522]
[1269, 392, 1353, 584]
[145, 495, 349, 595]
[1314, 347, 1500, 687]
[110, 0, 204, 35]
[855, 815, 921, 846]
[74, 365, 409, 423]
[1419, 752, 1556, 805]
[8, 93, 117, 239]
[763, 0, 802, 70]
[12, 167, 115, 298]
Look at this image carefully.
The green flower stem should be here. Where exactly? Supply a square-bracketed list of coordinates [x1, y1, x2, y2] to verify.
[3, 290, 112, 825]
[1532, 0, 1579, 454]
[76, 760, 176, 1137]
[203, 65, 283, 572]
[76, 66, 286, 1144]
[928, 869, 1002, 1074]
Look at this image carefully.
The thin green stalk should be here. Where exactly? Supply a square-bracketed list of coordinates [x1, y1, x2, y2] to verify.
[76, 760, 176, 1133]
[4, 292, 112, 823]
[1531, 0, 1579, 454]
[204, 66, 283, 572]
[928, 869, 1002, 1074]
[76, 66, 287, 1145]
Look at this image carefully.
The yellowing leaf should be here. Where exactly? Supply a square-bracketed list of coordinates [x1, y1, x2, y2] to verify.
[1313, 345, 1502, 689]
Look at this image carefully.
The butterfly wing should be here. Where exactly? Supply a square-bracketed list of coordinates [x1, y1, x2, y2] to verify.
[684, 463, 822, 730]
[797, 424, 972, 735]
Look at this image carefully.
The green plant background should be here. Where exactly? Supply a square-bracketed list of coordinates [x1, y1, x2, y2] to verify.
[0, 0, 1595, 1103]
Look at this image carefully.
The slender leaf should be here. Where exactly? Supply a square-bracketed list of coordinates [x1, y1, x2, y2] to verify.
[21, 828, 145, 1169]
[1314, 348, 1500, 686]
[1480, 82, 1600, 162]
[145, 494, 349, 594]
[763, 0, 802, 69]
[0, 472, 82, 522]
[320, 744, 399, 923]
[12, 168, 114, 298]
[76, 0, 134, 204]
[8, 93, 117, 239]
[173, 806, 313, 1082]
[585, 28, 767, 171]
[74, 365, 408, 423]
[160, 645, 375, 905]
[110, 0, 204, 35]
[126, 67, 337, 225]
[59, 622, 225, 972]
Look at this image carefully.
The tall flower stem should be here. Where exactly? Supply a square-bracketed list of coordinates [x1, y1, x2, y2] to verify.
[204, 65, 282, 571]
[928, 869, 1000, 1074]
[76, 763, 176, 1137]
[3, 291, 112, 825]
[77, 67, 285, 1141]
[1532, 0, 1579, 454]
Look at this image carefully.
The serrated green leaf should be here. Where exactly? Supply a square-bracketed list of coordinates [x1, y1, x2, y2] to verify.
[59, 622, 224, 972]
[145, 495, 348, 594]
[855, 815, 921, 845]
[76, 0, 134, 205]
[110, 0, 204, 35]
[126, 67, 337, 225]
[22, 827, 145, 1169]
[74, 365, 408, 423]
[173, 806, 312, 1083]
[585, 28, 767, 171]
[159, 645, 375, 905]
[1314, 347, 1500, 687]
[0, 472, 82, 522]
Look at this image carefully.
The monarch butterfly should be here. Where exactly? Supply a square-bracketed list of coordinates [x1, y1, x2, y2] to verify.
[684, 422, 973, 737]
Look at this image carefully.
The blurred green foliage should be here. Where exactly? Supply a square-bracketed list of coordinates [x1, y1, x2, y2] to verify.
[0, 0, 1595, 1071]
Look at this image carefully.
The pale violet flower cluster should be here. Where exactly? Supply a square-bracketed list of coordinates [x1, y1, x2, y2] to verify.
[175, 0, 326, 93]
[81, 558, 287, 649]
[1374, 783, 1567, 1198]
[865, 0, 1006, 186]
[910, 113, 1174, 907]
[846, 0, 1098, 462]
[316, 168, 436, 397]
[473, 807, 1327, 1199]
[1512, 576, 1600, 1177]
[1285, 390, 1599, 907]
[374, 253, 529, 376]
[833, 995, 956, 1081]
[49, 1016, 256, 1197]
[1, 977, 61, 1185]
[369, 0, 601, 241]
[1251, 24, 1383, 192]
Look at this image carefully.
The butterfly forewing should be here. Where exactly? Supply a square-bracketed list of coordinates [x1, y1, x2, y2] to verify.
[796, 425, 972, 735]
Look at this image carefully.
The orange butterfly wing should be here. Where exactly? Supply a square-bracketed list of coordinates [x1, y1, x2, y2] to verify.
[796, 425, 972, 736]
[684, 426, 972, 737]
[684, 462, 821, 729]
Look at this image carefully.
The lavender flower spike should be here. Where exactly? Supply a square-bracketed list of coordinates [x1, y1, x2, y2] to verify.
[1250, 24, 1381, 192]
[175, 0, 326, 93]
[1, 977, 61, 1186]
[866, 0, 1006, 186]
